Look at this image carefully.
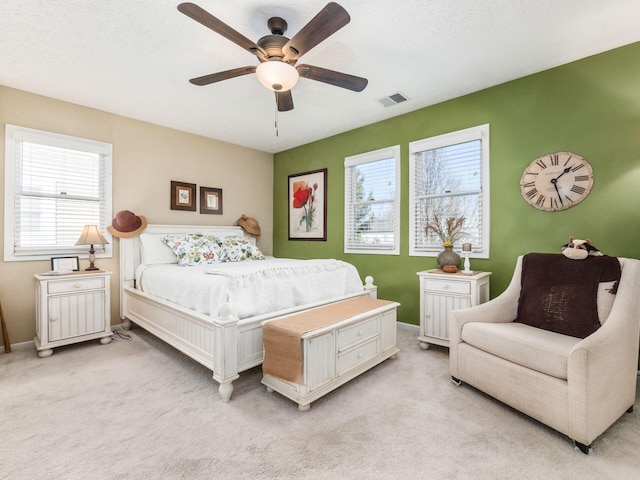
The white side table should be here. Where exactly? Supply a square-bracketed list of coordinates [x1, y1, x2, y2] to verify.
[416, 270, 491, 349]
[34, 271, 112, 357]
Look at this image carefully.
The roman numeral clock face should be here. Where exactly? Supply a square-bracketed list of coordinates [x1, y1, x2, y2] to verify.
[520, 152, 594, 211]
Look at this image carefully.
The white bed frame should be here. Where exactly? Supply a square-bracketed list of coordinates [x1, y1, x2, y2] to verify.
[118, 224, 377, 402]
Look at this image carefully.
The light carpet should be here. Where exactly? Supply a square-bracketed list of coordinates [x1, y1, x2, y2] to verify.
[1, 323, 639, 480]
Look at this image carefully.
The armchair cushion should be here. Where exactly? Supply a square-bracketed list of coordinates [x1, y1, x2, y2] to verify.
[461, 322, 580, 379]
[516, 254, 621, 338]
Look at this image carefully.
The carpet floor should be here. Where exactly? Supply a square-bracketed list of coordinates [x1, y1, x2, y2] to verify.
[1, 323, 639, 479]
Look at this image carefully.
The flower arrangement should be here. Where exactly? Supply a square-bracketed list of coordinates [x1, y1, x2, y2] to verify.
[424, 214, 467, 247]
[292, 180, 318, 232]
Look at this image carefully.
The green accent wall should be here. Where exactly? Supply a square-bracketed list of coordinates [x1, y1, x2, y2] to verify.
[273, 42, 640, 329]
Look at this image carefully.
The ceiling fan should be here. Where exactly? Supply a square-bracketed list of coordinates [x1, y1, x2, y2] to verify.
[177, 2, 368, 112]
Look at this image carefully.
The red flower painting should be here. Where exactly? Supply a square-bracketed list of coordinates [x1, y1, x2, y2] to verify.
[292, 180, 318, 232]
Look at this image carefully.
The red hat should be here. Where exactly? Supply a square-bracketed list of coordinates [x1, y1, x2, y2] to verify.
[107, 210, 147, 238]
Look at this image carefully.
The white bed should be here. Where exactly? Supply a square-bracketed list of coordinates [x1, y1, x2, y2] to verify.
[119, 224, 376, 401]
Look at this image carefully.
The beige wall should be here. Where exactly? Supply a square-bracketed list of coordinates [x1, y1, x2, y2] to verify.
[1, 85, 273, 345]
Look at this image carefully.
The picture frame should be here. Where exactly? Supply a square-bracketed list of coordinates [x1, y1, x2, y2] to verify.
[51, 256, 79, 272]
[171, 181, 197, 211]
[200, 187, 223, 215]
[288, 168, 327, 241]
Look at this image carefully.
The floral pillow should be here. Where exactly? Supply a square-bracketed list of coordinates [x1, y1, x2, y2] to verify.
[219, 236, 265, 262]
[161, 234, 223, 266]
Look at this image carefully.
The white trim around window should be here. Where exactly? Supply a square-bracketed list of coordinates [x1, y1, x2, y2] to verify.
[409, 124, 490, 258]
[344, 145, 401, 255]
[4, 124, 113, 262]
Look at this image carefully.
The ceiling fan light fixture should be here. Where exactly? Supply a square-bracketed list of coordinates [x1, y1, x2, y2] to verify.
[256, 61, 299, 92]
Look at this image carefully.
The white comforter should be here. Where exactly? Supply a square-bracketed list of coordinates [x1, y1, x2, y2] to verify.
[137, 258, 364, 319]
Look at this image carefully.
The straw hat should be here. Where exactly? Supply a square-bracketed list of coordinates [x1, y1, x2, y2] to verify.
[107, 210, 148, 238]
[237, 214, 261, 236]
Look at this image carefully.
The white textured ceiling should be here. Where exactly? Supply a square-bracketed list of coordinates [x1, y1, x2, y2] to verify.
[1, 1, 639, 154]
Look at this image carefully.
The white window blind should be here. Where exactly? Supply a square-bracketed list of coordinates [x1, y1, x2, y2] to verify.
[344, 146, 400, 255]
[4, 125, 113, 261]
[409, 125, 490, 258]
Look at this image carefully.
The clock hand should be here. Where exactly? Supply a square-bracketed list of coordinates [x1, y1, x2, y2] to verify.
[551, 179, 564, 205]
[553, 165, 573, 182]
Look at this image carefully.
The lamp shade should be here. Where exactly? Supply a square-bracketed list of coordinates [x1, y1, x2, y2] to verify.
[75, 225, 109, 246]
[256, 61, 299, 92]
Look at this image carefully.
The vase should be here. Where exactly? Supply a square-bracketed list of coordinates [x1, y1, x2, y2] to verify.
[437, 246, 461, 270]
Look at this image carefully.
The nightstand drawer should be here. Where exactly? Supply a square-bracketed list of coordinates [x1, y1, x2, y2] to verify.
[425, 279, 470, 295]
[337, 316, 379, 350]
[48, 277, 105, 294]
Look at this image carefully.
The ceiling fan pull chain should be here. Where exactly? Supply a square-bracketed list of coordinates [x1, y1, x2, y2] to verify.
[274, 95, 279, 137]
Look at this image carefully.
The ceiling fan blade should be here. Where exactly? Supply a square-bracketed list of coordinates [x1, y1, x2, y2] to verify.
[178, 3, 265, 57]
[297, 64, 367, 92]
[276, 91, 294, 112]
[283, 2, 350, 62]
[189, 66, 257, 86]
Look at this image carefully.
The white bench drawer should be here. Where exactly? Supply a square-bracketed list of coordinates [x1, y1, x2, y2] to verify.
[337, 316, 379, 350]
[337, 338, 378, 376]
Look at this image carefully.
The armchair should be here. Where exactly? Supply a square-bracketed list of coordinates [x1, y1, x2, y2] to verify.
[449, 254, 640, 453]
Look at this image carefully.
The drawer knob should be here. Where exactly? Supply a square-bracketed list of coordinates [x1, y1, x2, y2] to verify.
[358, 329, 364, 336]
[443, 284, 449, 289]
[357, 352, 363, 359]
[50, 317, 57, 322]
[74, 283, 82, 288]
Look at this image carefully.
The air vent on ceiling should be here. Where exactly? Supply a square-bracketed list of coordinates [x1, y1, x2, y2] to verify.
[378, 92, 409, 107]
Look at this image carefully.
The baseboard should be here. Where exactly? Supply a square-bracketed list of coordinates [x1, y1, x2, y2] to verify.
[1, 338, 34, 352]
[1, 322, 129, 353]
[397, 321, 419, 332]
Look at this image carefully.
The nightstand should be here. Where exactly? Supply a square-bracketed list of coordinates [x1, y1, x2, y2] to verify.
[34, 271, 112, 357]
[416, 270, 491, 349]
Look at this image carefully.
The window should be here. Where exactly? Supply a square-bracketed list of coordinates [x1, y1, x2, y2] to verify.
[4, 125, 113, 261]
[344, 145, 400, 255]
[409, 124, 490, 258]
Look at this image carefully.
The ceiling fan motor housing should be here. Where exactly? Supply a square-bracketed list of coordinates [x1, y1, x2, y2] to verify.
[258, 18, 291, 61]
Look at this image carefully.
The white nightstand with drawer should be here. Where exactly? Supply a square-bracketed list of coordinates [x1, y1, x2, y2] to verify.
[34, 271, 112, 357]
[416, 270, 491, 349]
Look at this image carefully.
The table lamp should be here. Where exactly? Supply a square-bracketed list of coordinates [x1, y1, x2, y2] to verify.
[75, 225, 109, 271]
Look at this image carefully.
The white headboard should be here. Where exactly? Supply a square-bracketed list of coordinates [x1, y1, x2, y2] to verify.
[118, 224, 253, 319]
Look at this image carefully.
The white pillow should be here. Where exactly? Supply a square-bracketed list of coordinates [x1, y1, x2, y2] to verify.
[140, 233, 178, 265]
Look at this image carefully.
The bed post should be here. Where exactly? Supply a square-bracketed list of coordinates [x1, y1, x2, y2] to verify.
[212, 301, 241, 402]
[364, 276, 377, 299]
[118, 235, 141, 330]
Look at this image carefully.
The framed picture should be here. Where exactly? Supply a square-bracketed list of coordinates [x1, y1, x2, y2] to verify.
[171, 181, 197, 211]
[200, 187, 223, 215]
[51, 256, 79, 272]
[288, 168, 327, 241]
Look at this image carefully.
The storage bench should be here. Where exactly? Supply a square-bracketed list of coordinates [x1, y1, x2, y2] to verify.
[262, 296, 400, 411]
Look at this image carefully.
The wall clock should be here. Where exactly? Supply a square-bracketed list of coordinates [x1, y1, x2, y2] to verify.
[520, 151, 594, 211]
